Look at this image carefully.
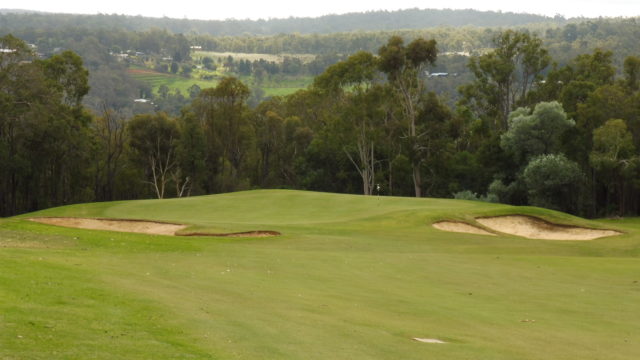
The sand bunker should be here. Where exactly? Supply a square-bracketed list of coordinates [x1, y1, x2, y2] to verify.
[30, 217, 187, 235]
[29, 217, 280, 237]
[432, 221, 495, 236]
[412, 338, 446, 344]
[475, 215, 621, 240]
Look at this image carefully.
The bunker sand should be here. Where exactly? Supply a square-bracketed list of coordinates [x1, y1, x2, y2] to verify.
[432, 221, 495, 236]
[412, 337, 446, 344]
[476, 215, 621, 240]
[30, 217, 187, 235]
[29, 217, 280, 237]
[433, 215, 621, 240]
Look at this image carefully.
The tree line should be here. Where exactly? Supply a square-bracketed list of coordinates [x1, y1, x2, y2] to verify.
[0, 9, 559, 37]
[1, 32, 639, 218]
[4, 16, 638, 119]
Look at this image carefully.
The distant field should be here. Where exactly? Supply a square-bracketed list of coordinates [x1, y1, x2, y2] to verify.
[128, 67, 311, 98]
[128, 67, 219, 95]
[242, 74, 313, 97]
[2, 190, 639, 359]
[193, 51, 317, 64]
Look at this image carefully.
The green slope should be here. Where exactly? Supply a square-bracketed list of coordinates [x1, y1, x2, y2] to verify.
[2, 190, 639, 359]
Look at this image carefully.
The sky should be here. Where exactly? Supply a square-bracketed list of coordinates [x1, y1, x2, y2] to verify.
[9, 0, 640, 20]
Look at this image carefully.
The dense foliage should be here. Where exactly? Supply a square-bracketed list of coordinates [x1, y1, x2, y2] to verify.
[1, 15, 640, 217]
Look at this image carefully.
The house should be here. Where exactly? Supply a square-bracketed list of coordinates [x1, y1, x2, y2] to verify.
[425, 71, 449, 78]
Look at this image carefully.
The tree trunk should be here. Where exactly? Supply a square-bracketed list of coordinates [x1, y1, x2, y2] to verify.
[412, 164, 422, 198]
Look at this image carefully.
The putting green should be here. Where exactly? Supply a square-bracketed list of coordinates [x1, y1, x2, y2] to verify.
[1, 190, 639, 359]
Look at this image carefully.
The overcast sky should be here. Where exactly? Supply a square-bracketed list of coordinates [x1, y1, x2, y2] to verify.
[10, 0, 640, 20]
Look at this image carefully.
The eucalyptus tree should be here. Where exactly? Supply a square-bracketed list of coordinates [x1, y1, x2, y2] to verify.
[314, 51, 385, 195]
[590, 119, 639, 215]
[459, 30, 550, 131]
[93, 106, 127, 201]
[188, 77, 252, 192]
[378, 36, 438, 197]
[0, 35, 93, 215]
[252, 99, 286, 186]
[623, 56, 640, 91]
[127, 113, 180, 199]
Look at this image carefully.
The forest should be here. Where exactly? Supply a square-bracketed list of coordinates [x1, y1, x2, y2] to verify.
[1, 12, 640, 218]
[0, 8, 561, 36]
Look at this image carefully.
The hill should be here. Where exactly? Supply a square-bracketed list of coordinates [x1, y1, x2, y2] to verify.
[0, 8, 562, 36]
[2, 190, 639, 359]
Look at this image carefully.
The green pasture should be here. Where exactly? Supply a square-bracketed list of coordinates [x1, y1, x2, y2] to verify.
[129, 66, 311, 98]
[128, 68, 219, 96]
[1, 190, 639, 359]
[192, 51, 317, 64]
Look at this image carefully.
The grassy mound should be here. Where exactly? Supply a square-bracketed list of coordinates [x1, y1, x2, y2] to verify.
[1, 190, 639, 359]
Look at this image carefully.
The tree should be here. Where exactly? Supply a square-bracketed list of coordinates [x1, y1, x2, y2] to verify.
[527, 49, 616, 118]
[459, 30, 550, 130]
[170, 61, 179, 74]
[523, 154, 582, 213]
[488, 101, 575, 208]
[127, 113, 180, 199]
[188, 77, 252, 192]
[158, 84, 169, 99]
[188, 84, 201, 99]
[202, 56, 216, 70]
[314, 51, 384, 195]
[42, 50, 90, 107]
[378, 36, 437, 197]
[0, 35, 93, 215]
[623, 56, 640, 91]
[590, 119, 639, 215]
[574, 84, 634, 163]
[253, 107, 285, 186]
[501, 101, 574, 164]
[175, 112, 207, 196]
[93, 106, 126, 201]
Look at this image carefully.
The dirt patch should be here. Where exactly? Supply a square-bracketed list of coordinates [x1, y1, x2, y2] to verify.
[475, 215, 621, 240]
[30, 217, 187, 236]
[0, 240, 53, 249]
[29, 217, 280, 238]
[432, 221, 495, 236]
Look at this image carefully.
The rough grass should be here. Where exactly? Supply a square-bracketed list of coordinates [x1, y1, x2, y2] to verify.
[2, 190, 640, 359]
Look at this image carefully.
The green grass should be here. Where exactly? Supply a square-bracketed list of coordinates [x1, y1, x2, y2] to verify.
[128, 67, 219, 95]
[193, 51, 317, 64]
[129, 65, 312, 98]
[2, 190, 640, 359]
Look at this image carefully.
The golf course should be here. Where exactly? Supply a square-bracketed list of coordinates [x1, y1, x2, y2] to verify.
[1, 189, 639, 359]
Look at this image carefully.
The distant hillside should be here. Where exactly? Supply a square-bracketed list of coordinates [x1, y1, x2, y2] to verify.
[0, 8, 563, 36]
[0, 8, 44, 14]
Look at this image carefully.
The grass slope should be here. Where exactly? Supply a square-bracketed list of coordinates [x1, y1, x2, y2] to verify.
[2, 190, 639, 359]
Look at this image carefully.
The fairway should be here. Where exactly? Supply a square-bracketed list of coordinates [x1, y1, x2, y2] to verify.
[1, 190, 639, 359]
